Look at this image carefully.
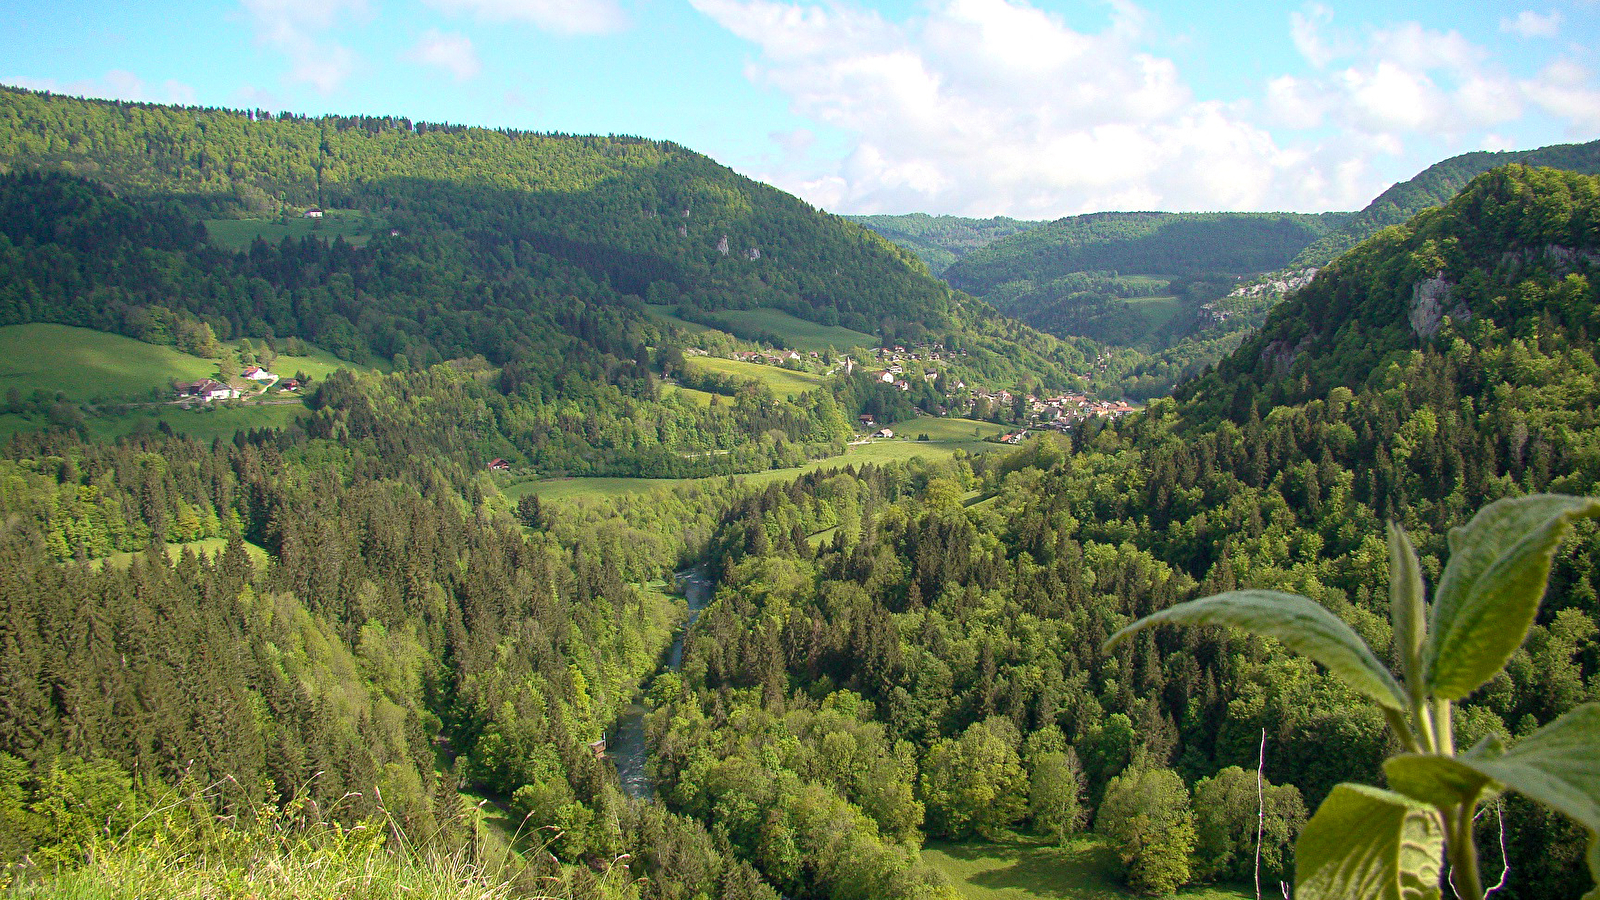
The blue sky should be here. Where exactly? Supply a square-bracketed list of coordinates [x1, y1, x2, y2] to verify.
[4, 0, 1598, 217]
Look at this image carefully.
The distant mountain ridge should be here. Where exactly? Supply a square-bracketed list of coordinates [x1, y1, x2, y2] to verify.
[1291, 138, 1600, 267]
[846, 213, 1044, 276]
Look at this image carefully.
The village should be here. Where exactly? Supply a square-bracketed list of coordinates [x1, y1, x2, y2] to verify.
[708, 338, 1139, 436]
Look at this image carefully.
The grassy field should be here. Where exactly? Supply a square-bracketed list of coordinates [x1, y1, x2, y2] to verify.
[644, 305, 876, 353]
[204, 209, 382, 251]
[0, 324, 381, 443]
[0, 324, 218, 402]
[661, 381, 718, 407]
[696, 308, 876, 352]
[92, 537, 272, 570]
[516, 416, 1009, 503]
[644, 305, 716, 335]
[1124, 295, 1185, 340]
[683, 356, 825, 399]
[923, 838, 1253, 900]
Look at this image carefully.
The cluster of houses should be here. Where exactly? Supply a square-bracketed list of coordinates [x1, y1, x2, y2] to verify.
[732, 349, 808, 365]
[173, 365, 298, 404]
[1028, 393, 1138, 428]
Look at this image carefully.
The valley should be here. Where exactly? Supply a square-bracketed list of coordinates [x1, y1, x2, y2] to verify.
[0, 84, 1597, 900]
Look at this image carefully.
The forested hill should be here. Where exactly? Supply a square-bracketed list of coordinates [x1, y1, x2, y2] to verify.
[942, 210, 1351, 294]
[0, 85, 1105, 389]
[0, 85, 945, 339]
[918, 211, 1349, 400]
[643, 163, 1600, 900]
[846, 213, 1044, 276]
[1291, 138, 1600, 267]
[1180, 164, 1600, 415]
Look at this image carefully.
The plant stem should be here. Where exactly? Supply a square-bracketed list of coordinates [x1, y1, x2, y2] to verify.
[1447, 802, 1485, 900]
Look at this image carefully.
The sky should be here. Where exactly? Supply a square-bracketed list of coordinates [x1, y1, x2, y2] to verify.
[3, 0, 1599, 218]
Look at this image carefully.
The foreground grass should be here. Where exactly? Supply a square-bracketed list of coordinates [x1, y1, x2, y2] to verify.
[923, 837, 1253, 900]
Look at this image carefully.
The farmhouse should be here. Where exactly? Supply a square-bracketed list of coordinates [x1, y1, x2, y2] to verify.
[304, 208, 324, 218]
[488, 458, 511, 472]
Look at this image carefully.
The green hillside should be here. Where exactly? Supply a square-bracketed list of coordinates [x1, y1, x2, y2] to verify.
[0, 85, 1098, 393]
[1291, 138, 1600, 267]
[944, 211, 1352, 292]
[0, 323, 217, 401]
[849, 213, 1045, 275]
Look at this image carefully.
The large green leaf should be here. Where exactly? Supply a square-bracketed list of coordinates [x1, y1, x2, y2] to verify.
[1383, 753, 1496, 809]
[1295, 783, 1443, 900]
[1387, 522, 1426, 702]
[1458, 703, 1600, 834]
[1104, 590, 1407, 711]
[1426, 495, 1600, 699]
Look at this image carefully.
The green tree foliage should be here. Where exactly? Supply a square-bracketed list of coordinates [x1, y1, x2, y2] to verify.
[1026, 746, 1086, 846]
[1095, 766, 1197, 896]
[918, 717, 1028, 839]
[1189, 765, 1306, 884]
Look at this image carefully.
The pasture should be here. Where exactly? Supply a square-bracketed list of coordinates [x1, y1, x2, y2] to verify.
[695, 307, 876, 352]
[644, 305, 875, 353]
[682, 356, 824, 399]
[923, 838, 1253, 900]
[0, 324, 217, 402]
[204, 209, 382, 251]
[520, 416, 1010, 503]
[1123, 294, 1185, 340]
[93, 537, 272, 571]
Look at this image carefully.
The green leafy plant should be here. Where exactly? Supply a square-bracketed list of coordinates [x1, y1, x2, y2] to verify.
[1106, 494, 1600, 900]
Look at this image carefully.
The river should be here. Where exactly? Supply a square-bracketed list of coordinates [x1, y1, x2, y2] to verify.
[609, 567, 714, 800]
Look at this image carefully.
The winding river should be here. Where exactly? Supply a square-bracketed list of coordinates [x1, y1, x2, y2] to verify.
[609, 567, 714, 800]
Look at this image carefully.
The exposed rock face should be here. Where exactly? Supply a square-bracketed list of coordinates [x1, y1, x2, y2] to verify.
[716, 235, 730, 256]
[1410, 274, 1451, 339]
[1499, 244, 1600, 273]
[1230, 267, 1320, 298]
[1409, 274, 1473, 339]
[1260, 334, 1314, 375]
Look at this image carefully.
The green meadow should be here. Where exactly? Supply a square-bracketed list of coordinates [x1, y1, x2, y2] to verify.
[682, 356, 825, 399]
[0, 323, 218, 402]
[644, 305, 876, 352]
[696, 307, 876, 352]
[92, 537, 272, 571]
[661, 381, 718, 407]
[923, 838, 1253, 900]
[0, 324, 376, 443]
[1123, 295, 1185, 342]
[515, 416, 1009, 503]
[203, 208, 383, 251]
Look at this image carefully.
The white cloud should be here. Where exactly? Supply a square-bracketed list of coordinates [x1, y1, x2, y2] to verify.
[698, 0, 1600, 216]
[1289, 3, 1345, 69]
[1523, 60, 1600, 132]
[5, 72, 197, 106]
[695, 0, 1356, 215]
[422, 0, 628, 35]
[1500, 10, 1563, 39]
[239, 0, 367, 93]
[409, 29, 482, 80]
